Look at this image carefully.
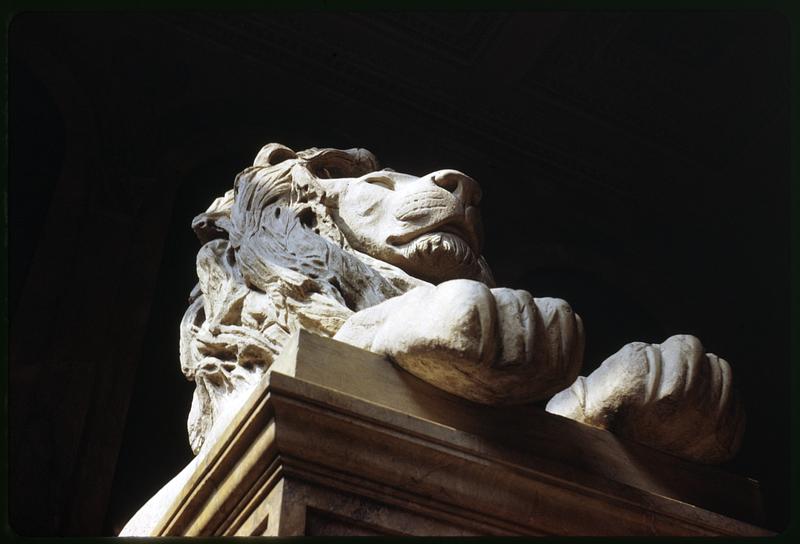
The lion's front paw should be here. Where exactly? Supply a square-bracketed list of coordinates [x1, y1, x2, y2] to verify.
[545, 334, 745, 464]
[334, 281, 585, 405]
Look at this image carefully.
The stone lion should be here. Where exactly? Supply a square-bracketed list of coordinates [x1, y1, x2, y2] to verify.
[121, 143, 744, 535]
[182, 142, 743, 461]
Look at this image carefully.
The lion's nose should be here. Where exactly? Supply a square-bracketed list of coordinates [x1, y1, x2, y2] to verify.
[430, 169, 482, 206]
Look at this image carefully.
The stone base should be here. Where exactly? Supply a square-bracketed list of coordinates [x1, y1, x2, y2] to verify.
[147, 331, 772, 536]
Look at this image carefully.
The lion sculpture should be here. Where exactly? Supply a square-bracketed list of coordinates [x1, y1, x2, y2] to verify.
[121, 143, 744, 535]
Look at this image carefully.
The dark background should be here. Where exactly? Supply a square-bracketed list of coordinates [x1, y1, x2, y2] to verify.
[8, 11, 791, 535]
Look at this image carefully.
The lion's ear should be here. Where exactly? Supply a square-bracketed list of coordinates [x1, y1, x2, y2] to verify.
[254, 143, 297, 167]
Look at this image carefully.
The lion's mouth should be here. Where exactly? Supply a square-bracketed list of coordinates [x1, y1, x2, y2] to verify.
[387, 216, 481, 256]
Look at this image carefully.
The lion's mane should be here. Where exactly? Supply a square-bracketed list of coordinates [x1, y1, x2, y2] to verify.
[180, 143, 488, 453]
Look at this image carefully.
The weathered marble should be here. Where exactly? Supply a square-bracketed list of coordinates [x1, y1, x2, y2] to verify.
[125, 332, 769, 537]
[178, 143, 586, 453]
[546, 334, 745, 463]
[122, 143, 747, 536]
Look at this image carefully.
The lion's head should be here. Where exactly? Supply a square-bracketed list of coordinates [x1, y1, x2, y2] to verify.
[181, 143, 495, 453]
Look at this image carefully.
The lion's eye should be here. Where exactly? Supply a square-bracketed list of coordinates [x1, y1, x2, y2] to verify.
[364, 176, 395, 191]
[316, 166, 343, 179]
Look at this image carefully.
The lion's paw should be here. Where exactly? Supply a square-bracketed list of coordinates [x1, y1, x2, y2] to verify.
[545, 334, 745, 464]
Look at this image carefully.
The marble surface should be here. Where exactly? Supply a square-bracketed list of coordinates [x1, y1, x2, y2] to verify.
[122, 331, 769, 536]
[177, 143, 743, 462]
[122, 143, 748, 535]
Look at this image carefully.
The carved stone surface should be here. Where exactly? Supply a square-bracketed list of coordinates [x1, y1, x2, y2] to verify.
[178, 143, 587, 455]
[546, 335, 745, 464]
[123, 331, 770, 537]
[122, 143, 748, 535]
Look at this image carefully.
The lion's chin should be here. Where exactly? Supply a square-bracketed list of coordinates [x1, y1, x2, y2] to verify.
[397, 232, 482, 284]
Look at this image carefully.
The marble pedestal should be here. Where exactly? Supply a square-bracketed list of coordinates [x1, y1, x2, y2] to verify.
[149, 331, 771, 536]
